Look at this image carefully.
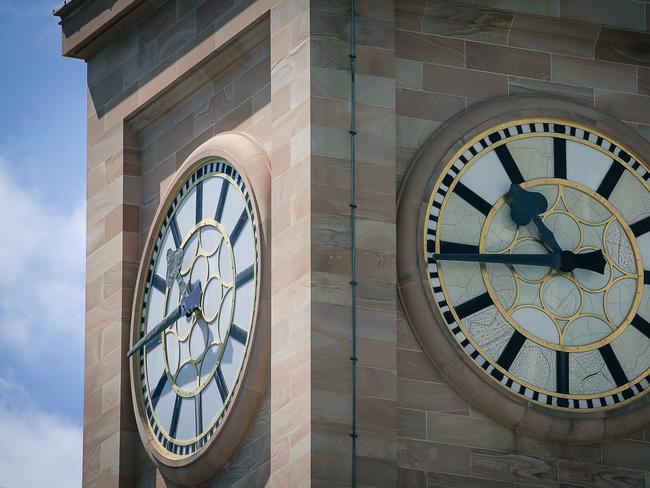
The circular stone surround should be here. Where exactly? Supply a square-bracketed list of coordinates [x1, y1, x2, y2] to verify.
[129, 132, 271, 485]
[397, 96, 650, 442]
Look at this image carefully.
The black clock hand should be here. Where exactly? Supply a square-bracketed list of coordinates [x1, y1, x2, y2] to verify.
[127, 282, 202, 358]
[530, 215, 563, 255]
[433, 249, 606, 274]
[433, 252, 561, 268]
[509, 183, 562, 254]
[559, 249, 606, 274]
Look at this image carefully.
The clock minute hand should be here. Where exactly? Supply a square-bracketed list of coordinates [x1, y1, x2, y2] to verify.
[433, 252, 561, 268]
[127, 282, 202, 358]
[433, 249, 606, 274]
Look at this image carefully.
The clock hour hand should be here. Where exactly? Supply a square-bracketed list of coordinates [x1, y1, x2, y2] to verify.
[127, 281, 202, 358]
[531, 215, 563, 255]
[509, 183, 562, 254]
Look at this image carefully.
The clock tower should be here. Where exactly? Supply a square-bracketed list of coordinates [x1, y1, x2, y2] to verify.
[56, 0, 650, 486]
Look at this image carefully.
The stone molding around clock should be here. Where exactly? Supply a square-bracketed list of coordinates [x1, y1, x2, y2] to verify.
[129, 132, 271, 485]
[397, 95, 650, 443]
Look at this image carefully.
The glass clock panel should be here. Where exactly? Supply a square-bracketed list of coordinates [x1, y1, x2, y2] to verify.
[137, 159, 258, 456]
[425, 121, 650, 411]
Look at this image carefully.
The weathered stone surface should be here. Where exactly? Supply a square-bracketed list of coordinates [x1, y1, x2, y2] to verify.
[596, 28, 650, 67]
[62, 1, 650, 486]
[467, 42, 551, 80]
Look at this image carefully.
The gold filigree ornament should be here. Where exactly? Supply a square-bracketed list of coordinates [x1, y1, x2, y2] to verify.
[423, 117, 650, 412]
[479, 179, 643, 353]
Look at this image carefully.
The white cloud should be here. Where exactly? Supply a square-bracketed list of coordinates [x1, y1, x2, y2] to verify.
[0, 158, 85, 354]
[0, 159, 84, 487]
[0, 398, 82, 488]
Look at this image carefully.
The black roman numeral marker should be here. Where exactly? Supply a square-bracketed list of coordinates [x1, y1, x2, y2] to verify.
[631, 216, 650, 237]
[645, 272, 650, 286]
[631, 314, 650, 340]
[230, 209, 249, 245]
[596, 161, 625, 199]
[235, 265, 254, 287]
[455, 292, 492, 320]
[494, 144, 524, 184]
[454, 182, 492, 216]
[152, 274, 166, 293]
[169, 395, 183, 439]
[195, 181, 203, 224]
[230, 323, 248, 344]
[553, 137, 567, 179]
[439, 241, 480, 254]
[214, 178, 229, 223]
[170, 218, 182, 248]
[151, 373, 168, 408]
[216, 367, 228, 402]
[497, 331, 526, 371]
[599, 344, 628, 387]
[556, 351, 569, 394]
[195, 395, 203, 436]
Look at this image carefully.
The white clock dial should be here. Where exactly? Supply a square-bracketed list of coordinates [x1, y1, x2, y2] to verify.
[137, 159, 257, 456]
[426, 121, 650, 411]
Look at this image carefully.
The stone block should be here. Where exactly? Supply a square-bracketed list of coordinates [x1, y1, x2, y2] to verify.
[356, 396, 396, 434]
[397, 348, 442, 383]
[553, 55, 637, 93]
[397, 408, 426, 440]
[356, 430, 398, 461]
[602, 439, 650, 471]
[421, 1, 513, 45]
[396, 30, 465, 67]
[398, 468, 426, 487]
[596, 89, 650, 124]
[397, 314, 423, 352]
[595, 28, 650, 68]
[474, 0, 558, 17]
[423, 63, 508, 99]
[514, 434, 601, 464]
[397, 88, 465, 121]
[396, 116, 440, 149]
[356, 455, 398, 487]
[357, 366, 397, 400]
[561, 0, 645, 31]
[396, 58, 422, 90]
[398, 438, 470, 474]
[398, 378, 469, 415]
[559, 459, 645, 488]
[358, 337, 397, 370]
[90, 66, 124, 111]
[470, 449, 558, 487]
[467, 42, 551, 80]
[508, 77, 594, 104]
[356, 45, 395, 78]
[428, 472, 511, 488]
[396, 0, 426, 31]
[509, 14, 600, 58]
[426, 412, 514, 451]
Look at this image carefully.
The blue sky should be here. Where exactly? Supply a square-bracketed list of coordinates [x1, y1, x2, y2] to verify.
[0, 1, 86, 486]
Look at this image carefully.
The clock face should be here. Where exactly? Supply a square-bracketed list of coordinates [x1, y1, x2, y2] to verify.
[136, 159, 258, 456]
[426, 120, 650, 411]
